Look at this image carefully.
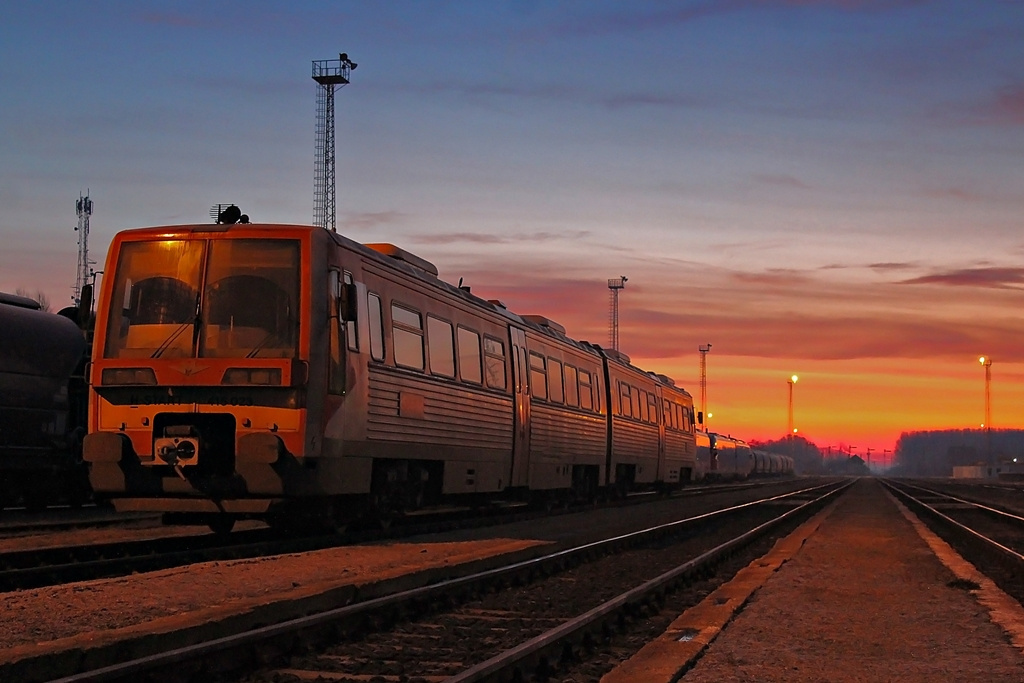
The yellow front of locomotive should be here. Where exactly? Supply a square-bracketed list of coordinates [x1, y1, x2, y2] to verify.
[83, 225, 321, 519]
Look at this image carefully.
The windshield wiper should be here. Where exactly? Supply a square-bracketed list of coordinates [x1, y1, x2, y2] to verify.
[151, 294, 201, 359]
[150, 322, 191, 359]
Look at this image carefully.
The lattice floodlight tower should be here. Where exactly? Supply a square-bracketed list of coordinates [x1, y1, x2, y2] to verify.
[312, 53, 357, 232]
[699, 343, 712, 422]
[73, 192, 94, 306]
[608, 276, 627, 351]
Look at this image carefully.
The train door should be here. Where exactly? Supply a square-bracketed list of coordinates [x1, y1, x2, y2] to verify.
[508, 326, 531, 488]
[656, 389, 667, 482]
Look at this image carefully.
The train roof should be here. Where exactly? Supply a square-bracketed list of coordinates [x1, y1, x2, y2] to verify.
[108, 223, 688, 383]
[0, 291, 43, 310]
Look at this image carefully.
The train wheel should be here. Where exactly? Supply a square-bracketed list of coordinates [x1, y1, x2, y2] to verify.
[207, 516, 236, 535]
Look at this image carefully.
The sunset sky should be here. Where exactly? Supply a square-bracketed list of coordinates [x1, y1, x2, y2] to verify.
[2, 1, 1023, 459]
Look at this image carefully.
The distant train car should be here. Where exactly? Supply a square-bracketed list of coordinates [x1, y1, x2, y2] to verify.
[603, 350, 698, 494]
[694, 429, 713, 480]
[0, 292, 89, 509]
[708, 433, 755, 480]
[83, 223, 698, 531]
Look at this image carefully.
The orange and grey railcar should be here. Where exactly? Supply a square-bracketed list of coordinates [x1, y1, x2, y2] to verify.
[83, 223, 699, 531]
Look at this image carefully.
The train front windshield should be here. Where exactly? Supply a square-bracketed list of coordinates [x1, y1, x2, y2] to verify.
[103, 238, 300, 360]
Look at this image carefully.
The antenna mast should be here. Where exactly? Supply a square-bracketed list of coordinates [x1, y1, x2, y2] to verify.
[73, 192, 94, 306]
[699, 343, 712, 422]
[312, 52, 357, 232]
[607, 276, 627, 351]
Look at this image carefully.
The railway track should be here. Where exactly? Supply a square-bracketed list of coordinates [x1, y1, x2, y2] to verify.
[45, 479, 849, 683]
[0, 506, 156, 537]
[0, 478, 810, 593]
[883, 480, 1024, 604]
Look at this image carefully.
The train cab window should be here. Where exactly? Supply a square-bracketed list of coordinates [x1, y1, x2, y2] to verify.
[201, 240, 300, 359]
[618, 382, 632, 418]
[105, 238, 301, 360]
[427, 316, 455, 378]
[484, 337, 507, 390]
[104, 240, 204, 359]
[648, 393, 659, 424]
[682, 406, 692, 432]
[368, 293, 384, 361]
[392, 303, 424, 371]
[564, 365, 579, 407]
[457, 326, 482, 384]
[547, 358, 564, 404]
[344, 272, 358, 352]
[579, 370, 594, 411]
[529, 352, 547, 401]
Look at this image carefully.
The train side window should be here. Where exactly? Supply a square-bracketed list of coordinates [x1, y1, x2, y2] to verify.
[547, 358, 564, 404]
[564, 365, 579, 407]
[427, 316, 455, 378]
[529, 352, 547, 401]
[664, 400, 674, 429]
[484, 337, 507, 390]
[457, 326, 482, 384]
[392, 303, 424, 371]
[619, 382, 632, 418]
[368, 293, 384, 361]
[579, 371, 594, 411]
[648, 393, 659, 424]
[638, 390, 649, 422]
[632, 387, 642, 422]
[344, 272, 358, 352]
[683, 406, 692, 432]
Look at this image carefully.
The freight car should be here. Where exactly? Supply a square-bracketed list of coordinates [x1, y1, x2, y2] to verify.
[83, 223, 699, 532]
[753, 449, 794, 476]
[0, 292, 89, 510]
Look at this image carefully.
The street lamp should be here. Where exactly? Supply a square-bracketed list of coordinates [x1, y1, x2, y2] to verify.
[787, 375, 798, 437]
[979, 356, 992, 465]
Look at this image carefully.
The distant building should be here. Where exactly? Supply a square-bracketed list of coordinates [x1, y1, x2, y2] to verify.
[952, 459, 1024, 480]
[951, 465, 987, 479]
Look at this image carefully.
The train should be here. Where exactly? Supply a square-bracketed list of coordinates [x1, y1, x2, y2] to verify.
[0, 291, 91, 510]
[695, 430, 794, 480]
[82, 221, 789, 533]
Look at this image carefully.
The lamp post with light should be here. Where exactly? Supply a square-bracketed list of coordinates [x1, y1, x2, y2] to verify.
[787, 375, 798, 437]
[979, 356, 992, 467]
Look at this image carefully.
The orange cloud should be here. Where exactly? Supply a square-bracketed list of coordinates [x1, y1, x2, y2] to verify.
[900, 267, 1024, 289]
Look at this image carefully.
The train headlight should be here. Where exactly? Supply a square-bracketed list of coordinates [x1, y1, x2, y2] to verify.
[222, 368, 282, 385]
[101, 367, 158, 385]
